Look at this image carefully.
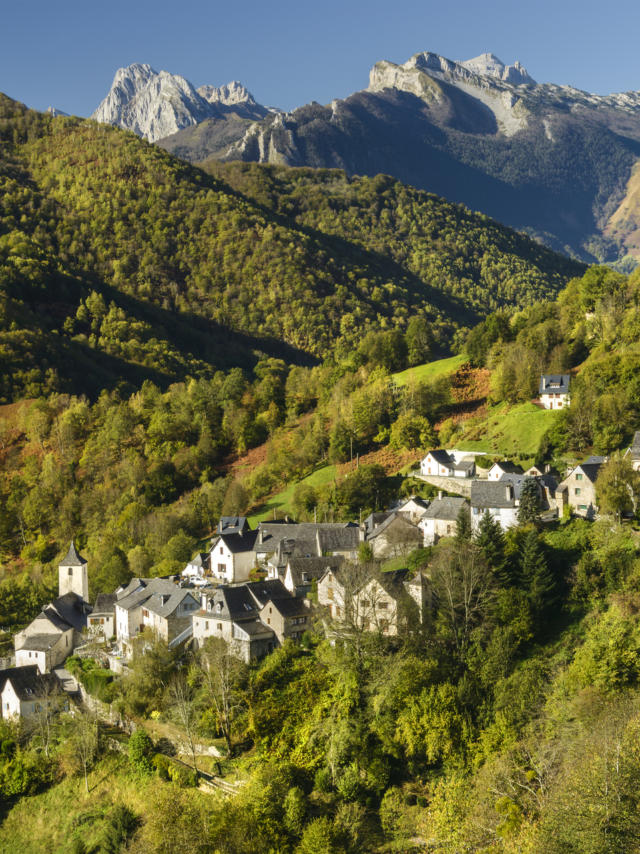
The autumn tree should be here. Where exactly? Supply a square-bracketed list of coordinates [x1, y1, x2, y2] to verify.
[596, 452, 640, 522]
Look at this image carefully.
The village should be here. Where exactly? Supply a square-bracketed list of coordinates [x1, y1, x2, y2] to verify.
[4, 372, 638, 723]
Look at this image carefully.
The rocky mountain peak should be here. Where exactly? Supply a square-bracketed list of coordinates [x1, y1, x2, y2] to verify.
[460, 53, 535, 85]
[197, 80, 257, 107]
[93, 64, 268, 142]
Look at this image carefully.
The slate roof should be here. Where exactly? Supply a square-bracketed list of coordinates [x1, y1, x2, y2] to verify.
[317, 527, 360, 553]
[453, 459, 475, 473]
[491, 461, 524, 476]
[93, 593, 117, 614]
[203, 585, 258, 621]
[575, 457, 606, 483]
[364, 512, 393, 534]
[256, 522, 357, 558]
[470, 480, 517, 509]
[18, 633, 61, 652]
[377, 569, 410, 596]
[213, 529, 259, 555]
[246, 579, 290, 607]
[44, 592, 90, 632]
[0, 665, 57, 699]
[61, 540, 86, 566]
[115, 577, 179, 614]
[265, 597, 310, 617]
[421, 496, 467, 521]
[287, 556, 343, 588]
[425, 449, 454, 467]
[539, 374, 570, 395]
[233, 618, 274, 638]
[367, 512, 421, 540]
[217, 516, 250, 536]
[144, 589, 199, 619]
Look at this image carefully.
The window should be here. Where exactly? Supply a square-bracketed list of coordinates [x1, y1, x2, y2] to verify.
[378, 601, 389, 610]
[220, 547, 224, 554]
[217, 623, 222, 630]
[327, 587, 334, 600]
[68, 567, 73, 577]
[205, 621, 209, 630]
[576, 473, 583, 481]
[142, 608, 149, 618]
[218, 564, 225, 574]
[574, 488, 581, 496]
[578, 504, 588, 511]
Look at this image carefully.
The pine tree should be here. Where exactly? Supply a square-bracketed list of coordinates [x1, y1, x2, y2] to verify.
[520, 529, 556, 617]
[518, 476, 542, 525]
[455, 503, 472, 543]
[474, 510, 506, 581]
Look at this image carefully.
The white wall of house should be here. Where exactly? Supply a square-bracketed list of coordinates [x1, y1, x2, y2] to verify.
[420, 453, 453, 477]
[210, 540, 255, 583]
[471, 506, 518, 532]
[317, 570, 346, 621]
[15, 647, 49, 673]
[1, 682, 22, 718]
[88, 614, 114, 639]
[540, 393, 569, 410]
[420, 517, 457, 546]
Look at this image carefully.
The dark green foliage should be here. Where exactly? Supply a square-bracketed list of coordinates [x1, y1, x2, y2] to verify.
[127, 729, 155, 775]
[455, 503, 472, 542]
[99, 805, 138, 854]
[518, 477, 542, 526]
[520, 530, 556, 617]
[474, 510, 506, 579]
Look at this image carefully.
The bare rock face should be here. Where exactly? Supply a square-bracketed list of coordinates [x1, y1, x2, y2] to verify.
[460, 53, 535, 85]
[92, 64, 266, 142]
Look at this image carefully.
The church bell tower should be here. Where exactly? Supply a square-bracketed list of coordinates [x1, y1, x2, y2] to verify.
[58, 540, 89, 602]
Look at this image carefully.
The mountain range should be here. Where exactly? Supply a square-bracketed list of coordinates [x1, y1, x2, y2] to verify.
[91, 52, 640, 267]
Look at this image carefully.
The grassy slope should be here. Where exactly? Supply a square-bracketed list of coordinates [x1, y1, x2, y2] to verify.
[247, 464, 338, 525]
[391, 353, 466, 386]
[454, 401, 559, 459]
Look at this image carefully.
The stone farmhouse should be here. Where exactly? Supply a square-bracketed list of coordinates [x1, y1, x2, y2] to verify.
[366, 512, 423, 559]
[0, 665, 61, 720]
[539, 374, 571, 410]
[113, 577, 199, 655]
[317, 566, 429, 636]
[556, 456, 606, 519]
[259, 521, 360, 580]
[14, 542, 92, 673]
[193, 579, 310, 662]
[283, 556, 344, 597]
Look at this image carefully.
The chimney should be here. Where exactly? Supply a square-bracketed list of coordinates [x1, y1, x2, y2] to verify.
[506, 484, 513, 501]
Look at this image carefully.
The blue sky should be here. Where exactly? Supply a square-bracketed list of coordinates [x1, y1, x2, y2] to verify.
[2, 0, 639, 116]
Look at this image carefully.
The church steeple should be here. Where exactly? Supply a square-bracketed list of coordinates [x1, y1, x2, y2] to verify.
[58, 540, 89, 602]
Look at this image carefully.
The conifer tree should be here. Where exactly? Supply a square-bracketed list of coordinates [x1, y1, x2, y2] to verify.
[455, 503, 472, 543]
[519, 529, 556, 617]
[518, 476, 542, 525]
[474, 510, 506, 582]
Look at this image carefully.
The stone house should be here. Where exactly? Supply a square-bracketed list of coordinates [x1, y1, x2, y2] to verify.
[283, 556, 343, 597]
[14, 541, 92, 673]
[539, 375, 570, 410]
[556, 456, 606, 519]
[419, 497, 468, 545]
[258, 597, 311, 644]
[470, 481, 519, 532]
[366, 512, 423, 559]
[114, 577, 199, 652]
[392, 496, 431, 525]
[260, 522, 360, 579]
[0, 666, 60, 720]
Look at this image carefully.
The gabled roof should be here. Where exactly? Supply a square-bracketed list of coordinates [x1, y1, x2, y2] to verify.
[93, 593, 117, 613]
[421, 496, 467, 521]
[392, 496, 430, 512]
[246, 579, 290, 607]
[144, 588, 199, 619]
[367, 512, 421, 540]
[263, 597, 309, 618]
[470, 480, 517, 509]
[424, 449, 454, 466]
[202, 585, 258, 621]
[286, 556, 343, 587]
[46, 592, 90, 631]
[364, 511, 393, 533]
[115, 577, 179, 613]
[17, 633, 61, 652]
[0, 665, 57, 699]
[61, 540, 87, 566]
[217, 516, 250, 536]
[371, 569, 410, 597]
[213, 529, 258, 555]
[232, 618, 274, 639]
[574, 457, 606, 483]
[539, 374, 570, 395]
[490, 461, 524, 476]
[317, 527, 360, 553]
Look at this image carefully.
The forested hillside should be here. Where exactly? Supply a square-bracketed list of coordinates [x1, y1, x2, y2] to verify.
[0, 93, 582, 402]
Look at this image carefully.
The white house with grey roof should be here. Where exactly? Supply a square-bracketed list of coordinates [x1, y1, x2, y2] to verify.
[209, 528, 258, 583]
[470, 481, 519, 532]
[539, 375, 570, 410]
[420, 450, 475, 478]
[419, 497, 468, 545]
[1, 665, 61, 720]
